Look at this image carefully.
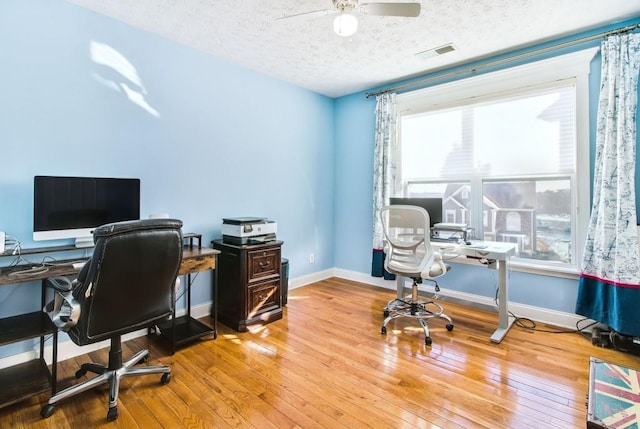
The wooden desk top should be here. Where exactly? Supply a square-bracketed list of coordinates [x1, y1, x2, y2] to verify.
[179, 247, 219, 275]
[0, 246, 219, 286]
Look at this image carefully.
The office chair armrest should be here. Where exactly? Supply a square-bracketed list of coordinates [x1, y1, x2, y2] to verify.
[426, 251, 450, 278]
[46, 276, 73, 292]
[44, 277, 81, 331]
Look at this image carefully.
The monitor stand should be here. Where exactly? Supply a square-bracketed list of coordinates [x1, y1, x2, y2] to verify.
[74, 236, 94, 248]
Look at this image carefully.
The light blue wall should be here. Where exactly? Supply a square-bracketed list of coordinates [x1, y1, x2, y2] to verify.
[1, 0, 639, 360]
[333, 17, 640, 315]
[0, 1, 334, 356]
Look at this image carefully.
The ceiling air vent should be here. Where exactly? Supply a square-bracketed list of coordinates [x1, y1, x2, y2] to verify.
[415, 43, 456, 60]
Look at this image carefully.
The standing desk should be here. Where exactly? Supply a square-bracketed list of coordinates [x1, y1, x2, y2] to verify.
[395, 240, 517, 343]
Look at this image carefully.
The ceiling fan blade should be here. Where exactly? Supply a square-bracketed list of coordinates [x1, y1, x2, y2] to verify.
[276, 9, 335, 21]
[359, 2, 421, 17]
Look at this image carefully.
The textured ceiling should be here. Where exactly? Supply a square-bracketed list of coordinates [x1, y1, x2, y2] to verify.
[65, 0, 640, 98]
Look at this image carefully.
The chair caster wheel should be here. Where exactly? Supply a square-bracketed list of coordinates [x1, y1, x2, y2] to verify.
[425, 337, 432, 346]
[41, 404, 55, 418]
[383, 310, 389, 318]
[161, 372, 171, 385]
[107, 406, 119, 421]
[381, 326, 387, 335]
[75, 368, 87, 378]
[446, 324, 454, 332]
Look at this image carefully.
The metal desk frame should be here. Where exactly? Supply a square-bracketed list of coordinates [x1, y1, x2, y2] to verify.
[395, 241, 517, 343]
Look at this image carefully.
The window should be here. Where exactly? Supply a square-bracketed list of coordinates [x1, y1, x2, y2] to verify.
[396, 48, 597, 272]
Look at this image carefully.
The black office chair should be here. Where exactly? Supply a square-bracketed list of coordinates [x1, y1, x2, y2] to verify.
[379, 205, 454, 345]
[41, 218, 183, 421]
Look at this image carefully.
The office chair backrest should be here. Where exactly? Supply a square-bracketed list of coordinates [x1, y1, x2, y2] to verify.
[70, 218, 183, 344]
[380, 205, 435, 276]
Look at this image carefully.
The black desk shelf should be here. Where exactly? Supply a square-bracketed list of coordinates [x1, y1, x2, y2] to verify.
[0, 311, 58, 409]
[0, 246, 75, 409]
[152, 246, 219, 354]
[0, 311, 55, 345]
[155, 315, 214, 349]
[0, 359, 53, 408]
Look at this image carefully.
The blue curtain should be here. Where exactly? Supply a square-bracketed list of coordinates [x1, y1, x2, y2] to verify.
[372, 93, 397, 279]
[576, 33, 640, 336]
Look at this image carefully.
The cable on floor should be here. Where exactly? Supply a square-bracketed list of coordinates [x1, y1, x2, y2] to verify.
[494, 285, 595, 335]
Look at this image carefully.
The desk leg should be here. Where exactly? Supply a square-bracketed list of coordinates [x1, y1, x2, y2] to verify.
[211, 257, 218, 339]
[489, 259, 515, 343]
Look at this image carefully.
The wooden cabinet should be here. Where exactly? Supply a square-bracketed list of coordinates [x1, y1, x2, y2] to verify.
[212, 240, 283, 332]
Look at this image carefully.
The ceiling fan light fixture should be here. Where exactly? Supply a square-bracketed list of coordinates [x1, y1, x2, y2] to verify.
[333, 12, 358, 36]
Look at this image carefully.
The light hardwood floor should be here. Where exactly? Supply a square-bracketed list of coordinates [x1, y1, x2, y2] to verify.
[2, 277, 640, 428]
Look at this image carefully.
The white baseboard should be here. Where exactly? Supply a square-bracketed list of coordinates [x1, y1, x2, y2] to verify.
[289, 268, 334, 290]
[0, 267, 590, 370]
[333, 268, 591, 331]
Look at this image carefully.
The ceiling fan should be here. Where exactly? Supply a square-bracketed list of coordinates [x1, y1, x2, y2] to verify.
[277, 0, 421, 37]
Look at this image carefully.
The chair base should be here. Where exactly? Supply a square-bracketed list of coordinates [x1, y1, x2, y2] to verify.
[41, 337, 171, 421]
[381, 279, 454, 346]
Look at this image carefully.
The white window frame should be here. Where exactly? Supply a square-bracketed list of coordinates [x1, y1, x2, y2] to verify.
[397, 48, 598, 277]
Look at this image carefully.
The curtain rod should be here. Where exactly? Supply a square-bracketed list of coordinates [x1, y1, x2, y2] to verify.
[364, 22, 640, 99]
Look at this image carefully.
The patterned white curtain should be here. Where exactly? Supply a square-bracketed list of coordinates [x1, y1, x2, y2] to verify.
[576, 32, 640, 335]
[371, 92, 398, 277]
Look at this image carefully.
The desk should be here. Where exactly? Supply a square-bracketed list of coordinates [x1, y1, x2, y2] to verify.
[156, 247, 219, 354]
[0, 245, 218, 408]
[395, 241, 517, 343]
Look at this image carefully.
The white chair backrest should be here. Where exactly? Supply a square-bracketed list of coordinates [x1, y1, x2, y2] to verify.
[379, 205, 435, 276]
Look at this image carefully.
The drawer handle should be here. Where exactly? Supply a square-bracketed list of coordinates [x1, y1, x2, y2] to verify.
[259, 261, 270, 269]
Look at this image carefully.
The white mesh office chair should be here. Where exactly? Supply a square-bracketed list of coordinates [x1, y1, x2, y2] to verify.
[379, 205, 454, 345]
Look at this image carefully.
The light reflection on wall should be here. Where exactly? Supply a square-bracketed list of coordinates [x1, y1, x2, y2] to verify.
[89, 41, 160, 118]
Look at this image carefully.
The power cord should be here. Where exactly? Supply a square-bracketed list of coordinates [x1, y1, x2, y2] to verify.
[508, 310, 593, 334]
[4, 235, 19, 254]
[5, 235, 22, 260]
[3, 236, 66, 277]
[8, 265, 50, 277]
[174, 272, 199, 302]
[493, 285, 596, 335]
[434, 251, 591, 336]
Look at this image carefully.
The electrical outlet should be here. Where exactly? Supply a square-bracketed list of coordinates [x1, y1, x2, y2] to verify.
[309, 253, 315, 264]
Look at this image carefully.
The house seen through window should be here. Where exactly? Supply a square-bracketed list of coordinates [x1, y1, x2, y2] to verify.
[395, 49, 596, 271]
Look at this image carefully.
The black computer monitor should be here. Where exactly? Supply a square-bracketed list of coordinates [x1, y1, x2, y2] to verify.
[389, 197, 443, 228]
[33, 175, 141, 247]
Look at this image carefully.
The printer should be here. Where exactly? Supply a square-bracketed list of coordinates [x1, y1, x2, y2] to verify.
[222, 217, 277, 245]
[431, 222, 474, 243]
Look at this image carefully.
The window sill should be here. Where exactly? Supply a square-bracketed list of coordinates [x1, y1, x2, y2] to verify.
[509, 260, 580, 279]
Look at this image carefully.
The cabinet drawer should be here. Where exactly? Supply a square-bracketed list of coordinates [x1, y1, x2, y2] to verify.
[247, 248, 280, 282]
[248, 280, 280, 318]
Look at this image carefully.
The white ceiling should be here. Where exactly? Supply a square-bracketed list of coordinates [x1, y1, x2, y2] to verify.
[65, 0, 640, 98]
